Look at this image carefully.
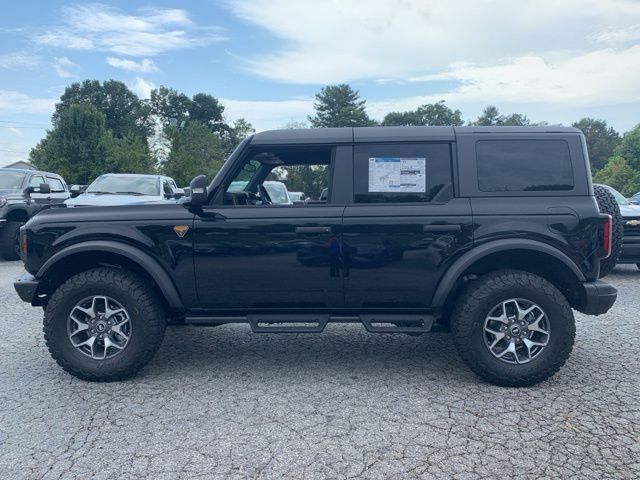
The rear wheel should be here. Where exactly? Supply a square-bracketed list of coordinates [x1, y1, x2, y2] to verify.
[43, 267, 166, 381]
[450, 270, 575, 387]
[0, 221, 23, 260]
[594, 184, 623, 278]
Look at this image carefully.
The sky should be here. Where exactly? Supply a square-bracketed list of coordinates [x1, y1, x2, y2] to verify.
[1, 0, 640, 166]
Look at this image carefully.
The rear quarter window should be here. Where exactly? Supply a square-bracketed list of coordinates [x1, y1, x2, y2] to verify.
[476, 140, 574, 192]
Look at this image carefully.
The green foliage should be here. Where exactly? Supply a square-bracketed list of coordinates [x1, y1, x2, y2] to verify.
[572, 118, 620, 171]
[614, 125, 640, 171]
[162, 122, 225, 186]
[382, 100, 464, 126]
[269, 165, 329, 200]
[54, 80, 152, 139]
[30, 104, 107, 184]
[594, 156, 640, 196]
[150, 86, 193, 128]
[308, 84, 376, 127]
[100, 133, 155, 175]
[473, 105, 533, 126]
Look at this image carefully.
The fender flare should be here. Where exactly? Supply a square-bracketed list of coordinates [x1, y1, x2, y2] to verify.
[431, 239, 586, 307]
[37, 240, 184, 310]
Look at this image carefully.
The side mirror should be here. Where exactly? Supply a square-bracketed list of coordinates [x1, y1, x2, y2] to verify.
[39, 183, 51, 194]
[69, 185, 86, 198]
[185, 175, 208, 208]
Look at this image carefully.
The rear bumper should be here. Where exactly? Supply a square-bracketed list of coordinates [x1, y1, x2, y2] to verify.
[14, 274, 41, 305]
[618, 236, 640, 264]
[578, 280, 617, 315]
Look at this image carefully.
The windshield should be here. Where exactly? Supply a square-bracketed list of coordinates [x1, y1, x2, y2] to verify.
[0, 171, 26, 190]
[86, 175, 160, 196]
[603, 185, 629, 205]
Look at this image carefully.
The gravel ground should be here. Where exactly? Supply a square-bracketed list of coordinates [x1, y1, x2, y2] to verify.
[0, 259, 639, 479]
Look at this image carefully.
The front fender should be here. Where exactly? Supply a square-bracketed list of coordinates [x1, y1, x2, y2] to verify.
[37, 240, 184, 310]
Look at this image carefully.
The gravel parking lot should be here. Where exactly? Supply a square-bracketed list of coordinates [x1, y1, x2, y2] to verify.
[0, 260, 639, 479]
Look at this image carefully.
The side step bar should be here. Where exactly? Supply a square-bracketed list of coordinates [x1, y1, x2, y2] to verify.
[184, 314, 436, 334]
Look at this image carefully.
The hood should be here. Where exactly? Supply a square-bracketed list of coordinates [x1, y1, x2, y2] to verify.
[0, 188, 22, 199]
[65, 193, 165, 207]
[619, 203, 640, 217]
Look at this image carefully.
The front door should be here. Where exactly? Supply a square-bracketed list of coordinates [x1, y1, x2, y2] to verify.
[193, 144, 345, 310]
[342, 142, 473, 308]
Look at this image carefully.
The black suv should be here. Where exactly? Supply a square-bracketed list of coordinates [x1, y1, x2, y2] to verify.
[14, 127, 617, 386]
[0, 168, 69, 260]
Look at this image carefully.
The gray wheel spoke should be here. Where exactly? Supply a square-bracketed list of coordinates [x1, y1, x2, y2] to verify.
[67, 295, 131, 360]
[483, 298, 550, 365]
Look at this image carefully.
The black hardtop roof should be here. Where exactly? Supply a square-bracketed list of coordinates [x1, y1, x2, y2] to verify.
[250, 125, 582, 145]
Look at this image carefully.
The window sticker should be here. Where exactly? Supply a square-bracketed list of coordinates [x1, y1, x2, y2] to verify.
[368, 157, 426, 193]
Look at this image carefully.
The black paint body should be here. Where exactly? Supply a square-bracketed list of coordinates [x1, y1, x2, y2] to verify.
[16, 126, 615, 320]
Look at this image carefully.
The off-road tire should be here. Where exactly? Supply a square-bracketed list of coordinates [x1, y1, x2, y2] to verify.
[43, 267, 166, 381]
[450, 269, 575, 387]
[594, 184, 623, 278]
[0, 221, 23, 260]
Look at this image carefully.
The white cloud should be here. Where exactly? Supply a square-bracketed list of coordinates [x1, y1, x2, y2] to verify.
[34, 4, 226, 57]
[131, 77, 155, 99]
[0, 90, 57, 115]
[106, 57, 158, 72]
[227, 0, 640, 84]
[222, 98, 313, 131]
[592, 24, 640, 45]
[53, 56, 77, 78]
[0, 52, 40, 70]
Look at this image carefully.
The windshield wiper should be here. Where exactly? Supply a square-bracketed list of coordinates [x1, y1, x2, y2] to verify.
[86, 191, 115, 195]
[114, 191, 146, 196]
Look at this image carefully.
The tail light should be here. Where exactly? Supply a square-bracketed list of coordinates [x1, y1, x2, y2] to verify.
[20, 227, 27, 255]
[601, 214, 612, 259]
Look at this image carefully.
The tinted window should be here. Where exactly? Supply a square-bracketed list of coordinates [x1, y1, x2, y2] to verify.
[476, 140, 573, 192]
[29, 175, 45, 187]
[47, 177, 66, 192]
[354, 143, 452, 203]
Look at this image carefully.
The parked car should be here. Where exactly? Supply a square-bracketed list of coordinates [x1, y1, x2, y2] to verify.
[228, 180, 293, 204]
[598, 184, 640, 270]
[288, 191, 306, 203]
[15, 126, 617, 387]
[629, 192, 640, 205]
[65, 174, 183, 207]
[0, 168, 69, 260]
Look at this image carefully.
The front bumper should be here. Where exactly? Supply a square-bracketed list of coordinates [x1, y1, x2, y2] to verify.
[618, 236, 640, 264]
[14, 274, 42, 305]
[578, 280, 617, 315]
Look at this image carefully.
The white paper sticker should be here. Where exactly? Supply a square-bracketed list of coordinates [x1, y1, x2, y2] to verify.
[368, 157, 426, 193]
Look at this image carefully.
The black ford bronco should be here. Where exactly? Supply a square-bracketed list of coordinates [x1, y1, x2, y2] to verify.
[14, 126, 617, 386]
[0, 168, 70, 260]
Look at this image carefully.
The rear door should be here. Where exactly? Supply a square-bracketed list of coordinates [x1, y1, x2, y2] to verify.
[342, 141, 473, 308]
[45, 176, 69, 206]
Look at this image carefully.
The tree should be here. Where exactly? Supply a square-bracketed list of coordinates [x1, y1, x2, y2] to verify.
[189, 93, 227, 135]
[382, 100, 464, 126]
[572, 118, 620, 172]
[594, 156, 640, 196]
[30, 104, 107, 184]
[473, 105, 533, 126]
[100, 133, 155, 175]
[162, 122, 225, 186]
[221, 118, 255, 156]
[149, 86, 193, 128]
[613, 125, 640, 171]
[308, 84, 376, 127]
[54, 80, 152, 139]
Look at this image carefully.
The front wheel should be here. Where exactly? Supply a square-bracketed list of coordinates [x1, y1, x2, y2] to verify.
[43, 268, 166, 381]
[0, 221, 24, 260]
[450, 270, 575, 387]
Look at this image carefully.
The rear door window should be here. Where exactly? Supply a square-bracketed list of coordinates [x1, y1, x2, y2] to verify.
[47, 177, 66, 192]
[353, 143, 453, 203]
[476, 140, 574, 192]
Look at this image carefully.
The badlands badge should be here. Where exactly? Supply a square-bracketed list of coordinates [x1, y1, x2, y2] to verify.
[173, 225, 190, 238]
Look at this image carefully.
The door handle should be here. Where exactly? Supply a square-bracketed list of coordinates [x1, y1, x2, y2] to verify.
[296, 226, 332, 234]
[423, 224, 462, 233]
